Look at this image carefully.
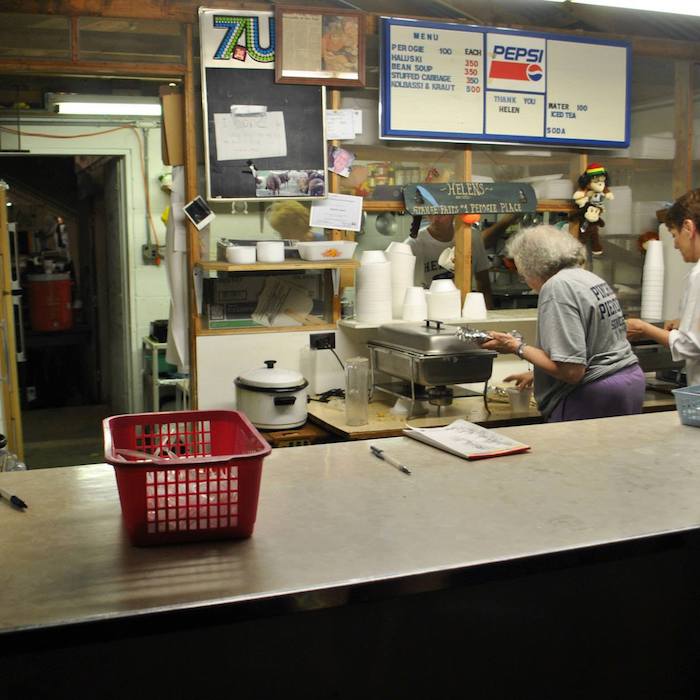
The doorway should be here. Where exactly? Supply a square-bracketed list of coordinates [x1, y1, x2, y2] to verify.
[2, 154, 129, 467]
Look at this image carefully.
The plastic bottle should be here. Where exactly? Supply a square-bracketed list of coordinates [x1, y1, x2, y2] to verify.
[345, 357, 369, 426]
[0, 434, 26, 471]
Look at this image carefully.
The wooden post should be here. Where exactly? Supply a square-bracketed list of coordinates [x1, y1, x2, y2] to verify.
[0, 188, 24, 459]
[183, 22, 199, 407]
[453, 216, 472, 306]
[328, 88, 354, 305]
[454, 149, 473, 306]
[673, 60, 692, 199]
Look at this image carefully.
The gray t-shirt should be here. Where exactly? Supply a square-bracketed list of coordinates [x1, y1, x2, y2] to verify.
[534, 267, 639, 418]
[404, 225, 490, 288]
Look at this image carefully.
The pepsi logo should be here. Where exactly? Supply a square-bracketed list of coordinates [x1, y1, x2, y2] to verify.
[526, 64, 543, 81]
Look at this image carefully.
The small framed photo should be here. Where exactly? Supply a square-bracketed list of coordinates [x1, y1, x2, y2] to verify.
[183, 195, 215, 230]
[275, 5, 365, 87]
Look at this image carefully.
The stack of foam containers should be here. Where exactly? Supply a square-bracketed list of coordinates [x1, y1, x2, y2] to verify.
[603, 186, 633, 236]
[629, 135, 675, 159]
[385, 242, 416, 320]
[540, 178, 574, 200]
[355, 250, 392, 325]
[640, 239, 664, 322]
[632, 201, 666, 238]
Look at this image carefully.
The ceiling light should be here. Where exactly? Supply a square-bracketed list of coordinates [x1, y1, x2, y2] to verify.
[543, 0, 700, 16]
[46, 93, 162, 116]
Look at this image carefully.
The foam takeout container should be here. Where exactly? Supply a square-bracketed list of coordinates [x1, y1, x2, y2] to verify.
[296, 240, 357, 261]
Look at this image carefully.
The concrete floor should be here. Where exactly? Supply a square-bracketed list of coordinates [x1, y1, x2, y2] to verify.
[22, 404, 112, 469]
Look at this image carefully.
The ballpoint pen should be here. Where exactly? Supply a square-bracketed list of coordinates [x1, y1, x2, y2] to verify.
[0, 486, 28, 510]
[370, 445, 411, 475]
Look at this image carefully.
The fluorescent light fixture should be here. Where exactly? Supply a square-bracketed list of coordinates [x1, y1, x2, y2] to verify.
[46, 93, 162, 116]
[543, 0, 700, 16]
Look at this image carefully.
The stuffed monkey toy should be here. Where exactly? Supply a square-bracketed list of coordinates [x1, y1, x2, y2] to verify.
[578, 202, 605, 256]
[573, 163, 614, 209]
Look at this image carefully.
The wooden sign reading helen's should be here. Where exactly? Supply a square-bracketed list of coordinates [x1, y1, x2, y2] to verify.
[403, 182, 537, 216]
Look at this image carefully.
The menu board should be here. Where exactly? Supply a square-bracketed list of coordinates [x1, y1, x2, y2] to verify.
[380, 17, 630, 148]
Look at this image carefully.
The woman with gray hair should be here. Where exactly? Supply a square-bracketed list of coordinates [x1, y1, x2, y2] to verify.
[481, 225, 645, 422]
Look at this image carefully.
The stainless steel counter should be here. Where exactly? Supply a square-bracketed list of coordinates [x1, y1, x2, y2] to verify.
[0, 411, 698, 638]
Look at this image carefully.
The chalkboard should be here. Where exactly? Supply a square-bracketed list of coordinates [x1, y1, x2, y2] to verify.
[202, 67, 327, 201]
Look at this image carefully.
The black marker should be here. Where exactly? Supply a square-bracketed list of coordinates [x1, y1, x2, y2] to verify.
[0, 486, 27, 510]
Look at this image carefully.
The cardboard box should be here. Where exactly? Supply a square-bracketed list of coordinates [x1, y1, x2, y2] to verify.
[159, 86, 184, 166]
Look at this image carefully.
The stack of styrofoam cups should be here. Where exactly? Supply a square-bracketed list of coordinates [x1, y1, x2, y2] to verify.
[427, 278, 461, 320]
[385, 241, 416, 319]
[462, 291, 488, 320]
[402, 286, 428, 321]
[355, 250, 393, 324]
[641, 239, 664, 322]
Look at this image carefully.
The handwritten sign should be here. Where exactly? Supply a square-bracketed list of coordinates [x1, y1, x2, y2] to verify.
[213, 111, 288, 161]
[381, 17, 630, 148]
[403, 182, 537, 216]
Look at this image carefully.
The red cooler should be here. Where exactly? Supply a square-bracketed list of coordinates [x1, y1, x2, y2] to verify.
[27, 273, 73, 332]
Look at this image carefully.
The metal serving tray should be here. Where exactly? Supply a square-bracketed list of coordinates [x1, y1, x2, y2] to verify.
[375, 320, 486, 355]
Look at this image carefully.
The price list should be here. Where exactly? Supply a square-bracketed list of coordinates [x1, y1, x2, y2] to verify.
[381, 18, 629, 148]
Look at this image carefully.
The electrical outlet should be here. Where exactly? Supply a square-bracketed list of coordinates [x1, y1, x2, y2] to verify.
[310, 332, 336, 350]
[142, 243, 165, 265]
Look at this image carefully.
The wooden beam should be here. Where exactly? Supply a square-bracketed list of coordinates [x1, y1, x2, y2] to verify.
[0, 188, 24, 460]
[453, 217, 472, 305]
[672, 60, 692, 200]
[0, 58, 185, 78]
[183, 21, 199, 407]
[0, 0, 270, 23]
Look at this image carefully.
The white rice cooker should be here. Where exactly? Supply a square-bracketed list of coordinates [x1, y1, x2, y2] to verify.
[235, 360, 309, 430]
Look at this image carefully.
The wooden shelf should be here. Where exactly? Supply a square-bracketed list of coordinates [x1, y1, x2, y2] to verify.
[198, 259, 359, 273]
[362, 200, 404, 212]
[199, 322, 338, 336]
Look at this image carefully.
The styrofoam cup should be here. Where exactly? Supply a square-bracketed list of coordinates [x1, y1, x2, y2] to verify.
[386, 241, 413, 256]
[462, 292, 487, 320]
[403, 286, 426, 306]
[429, 278, 458, 294]
[361, 250, 388, 265]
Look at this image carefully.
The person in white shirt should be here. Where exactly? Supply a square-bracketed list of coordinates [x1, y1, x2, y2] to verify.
[404, 214, 493, 306]
[626, 188, 700, 387]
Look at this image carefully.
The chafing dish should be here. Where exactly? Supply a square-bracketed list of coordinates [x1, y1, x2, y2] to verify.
[630, 339, 683, 374]
[367, 320, 497, 416]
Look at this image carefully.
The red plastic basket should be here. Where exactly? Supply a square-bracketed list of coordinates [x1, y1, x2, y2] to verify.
[103, 410, 271, 546]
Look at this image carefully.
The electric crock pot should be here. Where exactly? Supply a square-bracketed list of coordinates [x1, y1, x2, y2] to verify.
[235, 360, 309, 430]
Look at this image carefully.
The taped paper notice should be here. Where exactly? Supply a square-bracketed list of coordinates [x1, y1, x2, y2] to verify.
[326, 109, 356, 140]
[352, 109, 363, 136]
[309, 193, 363, 231]
[213, 111, 287, 161]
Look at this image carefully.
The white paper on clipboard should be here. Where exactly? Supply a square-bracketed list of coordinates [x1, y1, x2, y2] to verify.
[213, 111, 288, 161]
